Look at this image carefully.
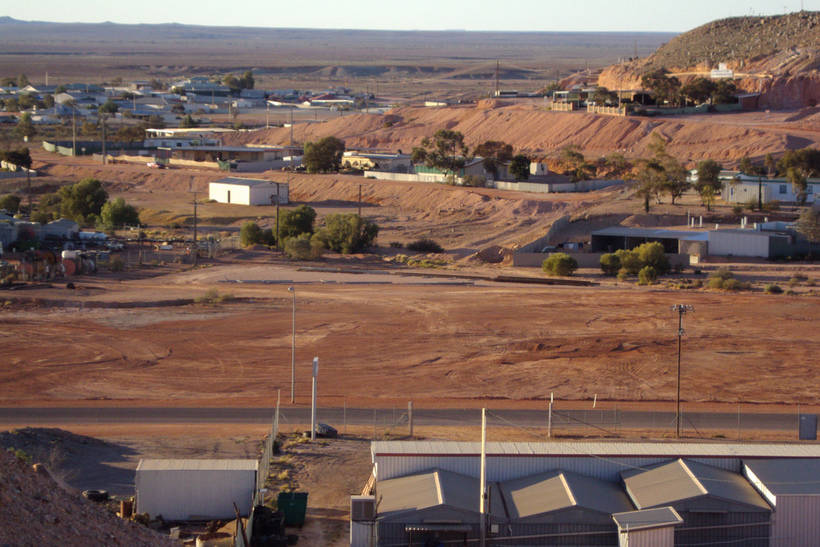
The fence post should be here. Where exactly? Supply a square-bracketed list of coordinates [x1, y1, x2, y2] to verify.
[408, 401, 414, 438]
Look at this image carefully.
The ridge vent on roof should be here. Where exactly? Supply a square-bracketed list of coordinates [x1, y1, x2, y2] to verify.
[681, 460, 708, 495]
[434, 471, 444, 506]
[559, 473, 577, 506]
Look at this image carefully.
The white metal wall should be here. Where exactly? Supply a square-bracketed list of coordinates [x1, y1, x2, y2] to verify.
[136, 468, 256, 520]
[770, 495, 820, 547]
[619, 527, 675, 547]
[209, 183, 251, 205]
[707, 231, 770, 258]
[350, 521, 375, 547]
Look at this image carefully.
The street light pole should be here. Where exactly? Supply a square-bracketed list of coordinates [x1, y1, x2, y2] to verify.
[672, 304, 694, 438]
[288, 286, 295, 403]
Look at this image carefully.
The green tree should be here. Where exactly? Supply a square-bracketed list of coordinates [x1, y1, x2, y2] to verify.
[680, 77, 716, 104]
[223, 74, 241, 93]
[711, 80, 738, 104]
[560, 145, 594, 182]
[411, 129, 469, 179]
[787, 167, 808, 205]
[0, 194, 21, 214]
[600, 253, 620, 276]
[240, 221, 263, 247]
[17, 74, 29, 88]
[312, 213, 378, 254]
[635, 159, 665, 212]
[764, 153, 777, 177]
[696, 159, 722, 192]
[43, 94, 55, 109]
[603, 153, 631, 177]
[303, 136, 345, 173]
[641, 68, 681, 105]
[98, 100, 119, 114]
[15, 112, 35, 139]
[509, 154, 530, 181]
[615, 248, 642, 274]
[283, 233, 323, 260]
[542, 253, 578, 276]
[794, 207, 820, 255]
[100, 198, 140, 229]
[473, 140, 513, 178]
[57, 178, 108, 226]
[240, 70, 255, 90]
[635, 241, 670, 274]
[637, 265, 658, 285]
[590, 86, 617, 105]
[777, 148, 820, 178]
[278, 205, 317, 242]
[3, 97, 19, 112]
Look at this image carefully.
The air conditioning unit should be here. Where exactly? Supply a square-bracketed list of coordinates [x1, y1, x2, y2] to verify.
[350, 495, 376, 522]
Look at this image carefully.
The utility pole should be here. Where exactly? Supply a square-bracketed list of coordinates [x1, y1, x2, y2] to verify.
[358, 184, 362, 217]
[672, 304, 694, 438]
[71, 107, 77, 157]
[479, 408, 487, 547]
[289, 107, 294, 146]
[273, 182, 281, 249]
[495, 60, 500, 97]
[101, 115, 107, 165]
[758, 174, 763, 211]
[191, 191, 198, 265]
[289, 286, 296, 403]
[310, 357, 318, 441]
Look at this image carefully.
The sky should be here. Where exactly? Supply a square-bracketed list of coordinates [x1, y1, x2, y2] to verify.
[1, 0, 817, 32]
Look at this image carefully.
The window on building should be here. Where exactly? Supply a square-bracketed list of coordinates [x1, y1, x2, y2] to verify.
[809, 185, 815, 194]
[779, 184, 787, 194]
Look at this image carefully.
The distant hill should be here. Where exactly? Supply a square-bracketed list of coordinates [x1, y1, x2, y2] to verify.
[599, 12, 820, 109]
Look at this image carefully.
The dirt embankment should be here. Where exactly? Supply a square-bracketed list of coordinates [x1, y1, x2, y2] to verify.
[0, 447, 175, 547]
[225, 102, 820, 163]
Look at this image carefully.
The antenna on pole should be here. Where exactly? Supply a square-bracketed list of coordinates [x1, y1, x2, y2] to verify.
[671, 304, 694, 438]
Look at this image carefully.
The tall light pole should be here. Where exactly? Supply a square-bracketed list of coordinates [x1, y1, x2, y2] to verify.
[288, 286, 295, 403]
[672, 304, 694, 438]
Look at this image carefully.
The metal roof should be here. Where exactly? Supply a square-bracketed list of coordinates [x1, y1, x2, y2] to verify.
[499, 470, 633, 519]
[213, 177, 278, 187]
[376, 469, 504, 519]
[136, 459, 258, 471]
[612, 506, 682, 531]
[744, 458, 820, 496]
[622, 459, 770, 511]
[372, 441, 820, 459]
[591, 226, 709, 241]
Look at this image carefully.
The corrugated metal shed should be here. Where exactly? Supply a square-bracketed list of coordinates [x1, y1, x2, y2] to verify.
[500, 470, 633, 521]
[136, 459, 257, 521]
[744, 459, 820, 547]
[622, 459, 770, 511]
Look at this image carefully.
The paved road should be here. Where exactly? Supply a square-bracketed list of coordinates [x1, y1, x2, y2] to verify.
[0, 407, 809, 436]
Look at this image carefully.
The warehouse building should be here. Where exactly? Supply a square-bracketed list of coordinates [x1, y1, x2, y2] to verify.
[354, 441, 820, 546]
[498, 470, 634, 545]
[744, 459, 820, 546]
[209, 177, 289, 206]
[136, 459, 257, 520]
[622, 458, 771, 546]
[590, 226, 708, 254]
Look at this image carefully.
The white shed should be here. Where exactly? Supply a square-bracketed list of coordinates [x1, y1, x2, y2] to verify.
[612, 506, 682, 547]
[136, 459, 257, 520]
[209, 177, 289, 206]
[707, 229, 777, 258]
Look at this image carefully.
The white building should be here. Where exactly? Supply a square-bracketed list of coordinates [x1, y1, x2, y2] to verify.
[722, 176, 819, 204]
[135, 459, 257, 520]
[209, 177, 289, 206]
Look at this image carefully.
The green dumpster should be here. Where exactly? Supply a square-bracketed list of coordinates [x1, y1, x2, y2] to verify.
[277, 492, 308, 527]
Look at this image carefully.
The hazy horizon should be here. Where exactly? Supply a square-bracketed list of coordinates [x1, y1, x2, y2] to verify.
[2, 1, 816, 33]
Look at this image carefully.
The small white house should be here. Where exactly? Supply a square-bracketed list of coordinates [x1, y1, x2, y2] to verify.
[209, 177, 289, 206]
[136, 459, 258, 520]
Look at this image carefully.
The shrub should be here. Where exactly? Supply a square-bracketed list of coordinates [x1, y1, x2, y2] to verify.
[100, 197, 140, 230]
[283, 233, 323, 260]
[615, 249, 642, 275]
[762, 200, 780, 211]
[731, 205, 743, 215]
[462, 174, 487, 187]
[765, 284, 783, 294]
[710, 268, 735, 281]
[406, 238, 443, 253]
[389, 241, 404, 248]
[240, 221, 263, 247]
[542, 252, 578, 276]
[195, 289, 233, 304]
[635, 241, 670, 274]
[600, 253, 620, 276]
[637, 265, 657, 285]
[278, 205, 317, 242]
[744, 198, 758, 211]
[0, 194, 21, 214]
[616, 268, 629, 281]
[312, 213, 378, 254]
[109, 255, 124, 272]
[722, 278, 743, 291]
